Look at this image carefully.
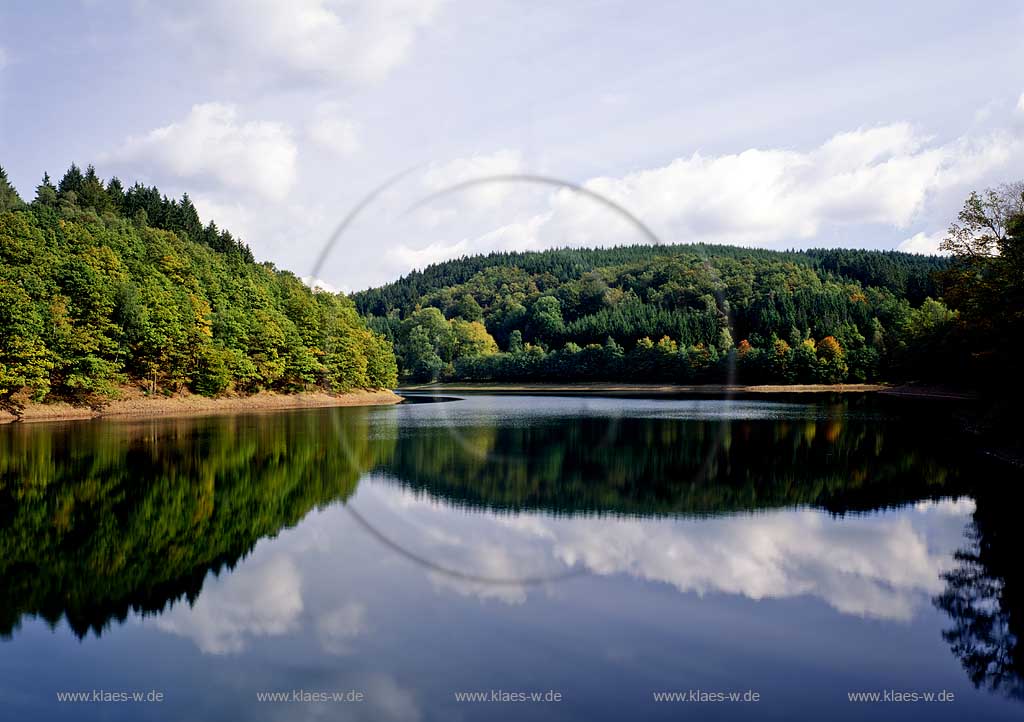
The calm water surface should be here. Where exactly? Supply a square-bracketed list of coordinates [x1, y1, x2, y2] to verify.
[0, 394, 1021, 721]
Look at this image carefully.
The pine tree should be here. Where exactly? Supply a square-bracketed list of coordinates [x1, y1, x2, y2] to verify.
[34, 173, 57, 207]
[106, 177, 125, 212]
[0, 166, 25, 213]
[177, 193, 203, 241]
[202, 220, 219, 248]
[79, 164, 109, 212]
[57, 163, 85, 200]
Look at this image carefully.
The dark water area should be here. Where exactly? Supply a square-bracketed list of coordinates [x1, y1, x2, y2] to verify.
[0, 395, 1020, 720]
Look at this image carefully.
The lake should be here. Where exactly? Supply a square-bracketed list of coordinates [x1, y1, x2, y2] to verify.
[0, 393, 1021, 721]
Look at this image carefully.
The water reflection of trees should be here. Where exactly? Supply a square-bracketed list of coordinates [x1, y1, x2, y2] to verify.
[379, 409, 975, 516]
[0, 408, 391, 638]
[935, 482, 1024, 700]
[2, 397, 1021, 707]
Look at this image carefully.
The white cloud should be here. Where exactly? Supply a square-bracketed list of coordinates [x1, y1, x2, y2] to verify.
[317, 602, 368, 655]
[379, 482, 970, 621]
[190, 194, 255, 241]
[153, 554, 303, 654]
[308, 103, 361, 156]
[422, 149, 526, 209]
[301, 276, 344, 294]
[165, 0, 444, 85]
[364, 675, 422, 722]
[425, 543, 531, 605]
[566, 124, 1011, 244]
[1017, 92, 1024, 114]
[309, 118, 360, 156]
[410, 122, 1020, 262]
[110, 103, 297, 201]
[549, 508, 954, 620]
[387, 238, 472, 270]
[473, 211, 553, 252]
[899, 230, 948, 255]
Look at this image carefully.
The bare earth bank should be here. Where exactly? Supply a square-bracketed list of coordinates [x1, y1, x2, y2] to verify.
[0, 388, 404, 425]
[400, 382, 977, 400]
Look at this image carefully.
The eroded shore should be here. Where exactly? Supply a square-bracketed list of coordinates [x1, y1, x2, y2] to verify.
[0, 388, 404, 424]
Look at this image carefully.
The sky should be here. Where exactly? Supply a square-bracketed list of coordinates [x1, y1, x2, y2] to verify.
[1, 0, 1023, 291]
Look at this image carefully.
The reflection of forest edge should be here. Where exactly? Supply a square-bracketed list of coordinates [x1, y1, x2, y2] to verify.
[0, 402, 1020, 701]
[0, 408, 389, 638]
[379, 401, 977, 517]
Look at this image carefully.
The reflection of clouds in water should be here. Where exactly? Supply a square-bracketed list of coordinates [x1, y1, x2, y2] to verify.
[144, 483, 974, 657]
[425, 543, 531, 605]
[363, 674, 422, 722]
[317, 602, 369, 655]
[914, 498, 976, 516]
[262, 674, 421, 722]
[552, 511, 947, 620]
[153, 554, 303, 654]
[377, 485, 972, 621]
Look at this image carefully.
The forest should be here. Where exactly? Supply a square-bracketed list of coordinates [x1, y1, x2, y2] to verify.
[0, 164, 397, 416]
[3, 160, 1021, 403]
[354, 183, 1023, 389]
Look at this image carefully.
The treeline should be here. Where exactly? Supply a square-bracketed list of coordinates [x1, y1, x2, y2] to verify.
[0, 164, 397, 415]
[360, 242, 958, 384]
[354, 243, 946, 318]
[8, 164, 255, 261]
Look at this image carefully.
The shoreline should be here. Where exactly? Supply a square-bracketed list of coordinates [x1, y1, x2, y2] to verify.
[399, 381, 976, 400]
[0, 389, 404, 425]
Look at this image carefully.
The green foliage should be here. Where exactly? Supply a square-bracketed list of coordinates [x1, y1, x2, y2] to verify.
[939, 182, 1024, 392]
[0, 164, 397, 407]
[0, 167, 25, 214]
[358, 241, 956, 384]
[452, 319, 500, 358]
[354, 243, 947, 318]
[0, 280, 52, 414]
[0, 407, 392, 637]
[394, 305, 498, 381]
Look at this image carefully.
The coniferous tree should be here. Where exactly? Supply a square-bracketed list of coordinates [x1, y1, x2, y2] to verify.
[106, 177, 125, 212]
[0, 166, 24, 213]
[78, 164, 109, 212]
[33, 172, 57, 207]
[57, 163, 85, 200]
[180, 193, 202, 239]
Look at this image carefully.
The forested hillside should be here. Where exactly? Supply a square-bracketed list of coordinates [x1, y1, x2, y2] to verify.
[0, 164, 397, 415]
[354, 242, 957, 384]
[4, 160, 1018, 402]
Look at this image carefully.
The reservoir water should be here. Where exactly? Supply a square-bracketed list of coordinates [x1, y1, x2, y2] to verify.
[0, 394, 1020, 720]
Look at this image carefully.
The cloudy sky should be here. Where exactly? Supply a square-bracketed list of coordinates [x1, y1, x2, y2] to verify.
[1, 1, 1023, 291]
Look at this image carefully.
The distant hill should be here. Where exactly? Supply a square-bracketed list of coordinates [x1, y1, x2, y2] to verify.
[351, 243, 956, 385]
[353, 243, 947, 317]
